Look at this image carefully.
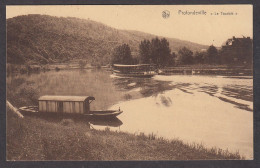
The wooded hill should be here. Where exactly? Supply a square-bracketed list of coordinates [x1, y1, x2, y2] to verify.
[7, 14, 208, 65]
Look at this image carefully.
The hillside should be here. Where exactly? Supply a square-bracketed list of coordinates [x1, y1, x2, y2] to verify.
[7, 14, 208, 65]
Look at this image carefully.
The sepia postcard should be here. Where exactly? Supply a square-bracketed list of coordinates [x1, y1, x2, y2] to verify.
[5, 4, 254, 162]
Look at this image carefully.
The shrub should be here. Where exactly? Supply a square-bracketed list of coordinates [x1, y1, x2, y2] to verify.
[60, 119, 74, 126]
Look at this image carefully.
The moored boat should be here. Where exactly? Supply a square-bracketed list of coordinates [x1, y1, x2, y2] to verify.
[112, 64, 157, 78]
[18, 95, 122, 118]
[85, 110, 123, 118]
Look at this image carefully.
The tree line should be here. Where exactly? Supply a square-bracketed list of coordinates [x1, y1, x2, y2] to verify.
[111, 36, 252, 67]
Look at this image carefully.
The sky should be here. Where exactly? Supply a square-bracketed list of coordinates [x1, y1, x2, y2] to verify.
[6, 5, 253, 47]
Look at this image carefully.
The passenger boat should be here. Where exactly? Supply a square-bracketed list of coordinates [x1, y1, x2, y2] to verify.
[18, 95, 123, 118]
[112, 64, 157, 78]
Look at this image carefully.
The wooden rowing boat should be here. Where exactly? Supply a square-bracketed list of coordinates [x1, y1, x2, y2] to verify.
[85, 110, 123, 118]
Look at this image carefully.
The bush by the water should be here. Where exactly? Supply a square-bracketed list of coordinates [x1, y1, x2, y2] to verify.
[7, 78, 39, 107]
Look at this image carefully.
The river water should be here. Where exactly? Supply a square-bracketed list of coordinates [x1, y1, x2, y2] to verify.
[7, 69, 253, 159]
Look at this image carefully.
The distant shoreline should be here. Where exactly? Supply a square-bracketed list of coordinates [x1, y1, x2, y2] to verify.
[7, 63, 253, 76]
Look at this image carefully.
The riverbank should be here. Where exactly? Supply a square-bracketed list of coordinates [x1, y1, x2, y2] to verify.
[6, 62, 106, 75]
[6, 108, 243, 160]
[7, 63, 252, 76]
[159, 64, 252, 76]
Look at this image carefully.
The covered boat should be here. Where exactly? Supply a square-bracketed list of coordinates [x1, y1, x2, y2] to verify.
[19, 95, 122, 118]
[38, 95, 95, 114]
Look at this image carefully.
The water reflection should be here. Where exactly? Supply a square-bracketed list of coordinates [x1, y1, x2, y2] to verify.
[222, 85, 253, 102]
[109, 74, 253, 158]
[112, 77, 175, 98]
[112, 74, 253, 112]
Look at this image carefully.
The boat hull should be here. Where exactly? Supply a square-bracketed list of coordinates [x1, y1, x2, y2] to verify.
[84, 110, 123, 118]
[112, 64, 157, 78]
[19, 106, 123, 118]
[113, 72, 155, 78]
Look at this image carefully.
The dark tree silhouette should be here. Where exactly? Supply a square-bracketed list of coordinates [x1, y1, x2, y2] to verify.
[112, 44, 134, 64]
[177, 47, 193, 64]
[139, 40, 151, 63]
[169, 52, 177, 66]
[193, 51, 206, 64]
[139, 37, 172, 66]
[79, 60, 87, 69]
[206, 45, 219, 64]
[220, 36, 252, 66]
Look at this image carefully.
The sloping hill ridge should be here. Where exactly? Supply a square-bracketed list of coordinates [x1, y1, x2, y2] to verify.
[7, 14, 208, 65]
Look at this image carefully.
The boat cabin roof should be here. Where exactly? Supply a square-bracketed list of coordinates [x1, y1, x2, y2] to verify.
[38, 95, 95, 102]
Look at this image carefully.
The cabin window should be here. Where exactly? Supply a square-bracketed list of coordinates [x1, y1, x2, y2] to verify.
[72, 102, 75, 113]
[63, 102, 70, 113]
[79, 102, 84, 114]
[46, 101, 49, 112]
[84, 101, 90, 114]
[48, 101, 56, 112]
[57, 102, 63, 113]
[39, 101, 46, 112]
[75, 102, 80, 113]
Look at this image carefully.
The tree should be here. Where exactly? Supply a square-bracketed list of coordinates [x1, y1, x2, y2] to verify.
[156, 38, 172, 66]
[177, 47, 193, 64]
[149, 38, 161, 65]
[139, 40, 151, 63]
[220, 36, 252, 66]
[79, 60, 87, 69]
[193, 51, 206, 64]
[206, 45, 219, 64]
[169, 52, 177, 66]
[139, 37, 172, 67]
[111, 44, 134, 64]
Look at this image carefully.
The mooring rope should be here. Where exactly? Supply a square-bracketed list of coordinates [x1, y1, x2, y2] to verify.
[6, 100, 24, 118]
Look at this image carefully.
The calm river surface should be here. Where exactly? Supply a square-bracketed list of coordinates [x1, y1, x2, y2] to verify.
[7, 69, 253, 159]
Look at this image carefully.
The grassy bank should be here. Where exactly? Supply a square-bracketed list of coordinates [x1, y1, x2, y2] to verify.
[7, 108, 243, 160]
